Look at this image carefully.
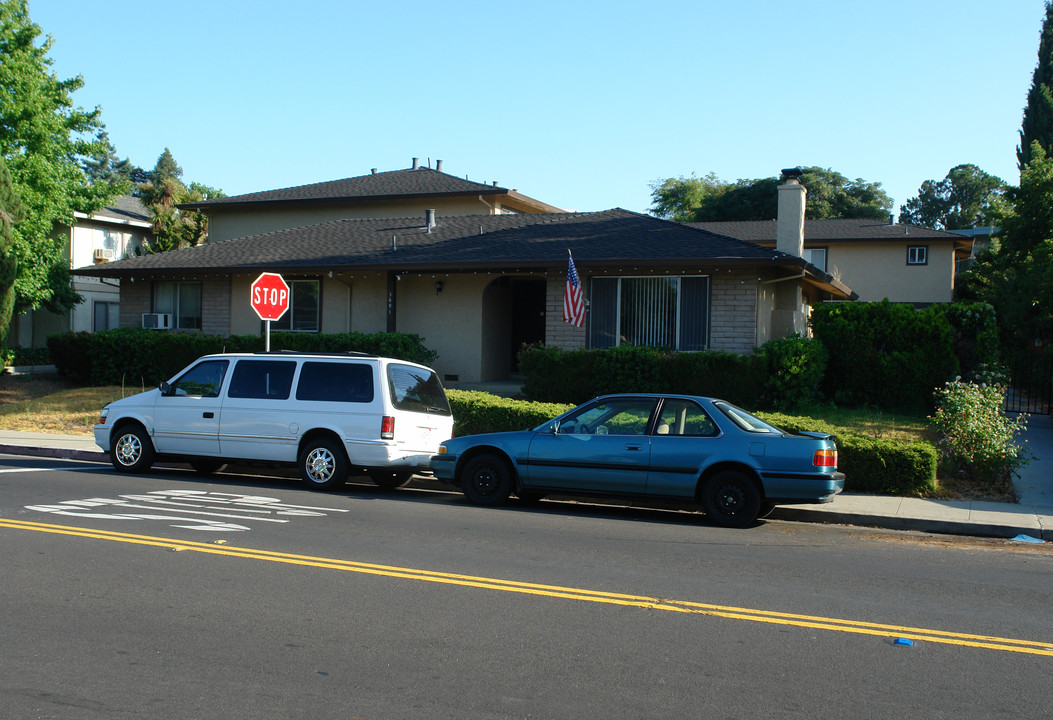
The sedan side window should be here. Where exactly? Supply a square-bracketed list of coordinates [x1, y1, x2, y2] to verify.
[655, 399, 718, 437]
[169, 360, 229, 398]
[558, 398, 656, 435]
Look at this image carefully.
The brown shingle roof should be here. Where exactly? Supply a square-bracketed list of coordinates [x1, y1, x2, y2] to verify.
[179, 166, 563, 213]
[74, 209, 798, 277]
[688, 218, 967, 243]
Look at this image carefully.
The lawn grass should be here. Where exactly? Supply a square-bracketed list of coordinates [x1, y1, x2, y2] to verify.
[0, 375, 145, 435]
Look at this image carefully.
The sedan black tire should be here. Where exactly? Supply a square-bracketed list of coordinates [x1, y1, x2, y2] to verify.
[701, 470, 762, 528]
[299, 439, 349, 490]
[369, 470, 413, 490]
[460, 454, 513, 506]
[757, 501, 776, 519]
[190, 459, 227, 476]
[110, 424, 155, 473]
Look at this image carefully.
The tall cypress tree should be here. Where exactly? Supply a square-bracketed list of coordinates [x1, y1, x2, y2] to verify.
[1019, 2, 1053, 169]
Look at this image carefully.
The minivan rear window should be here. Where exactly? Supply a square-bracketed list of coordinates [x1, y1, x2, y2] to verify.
[387, 364, 451, 415]
[296, 362, 375, 403]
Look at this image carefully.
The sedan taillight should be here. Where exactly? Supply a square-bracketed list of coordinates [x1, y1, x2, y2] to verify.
[813, 449, 837, 467]
[381, 416, 395, 440]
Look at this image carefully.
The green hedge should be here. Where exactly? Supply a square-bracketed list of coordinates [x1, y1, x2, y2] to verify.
[759, 412, 938, 495]
[447, 389, 572, 436]
[47, 328, 439, 387]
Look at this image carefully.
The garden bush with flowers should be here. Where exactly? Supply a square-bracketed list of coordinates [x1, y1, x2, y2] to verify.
[930, 371, 1031, 494]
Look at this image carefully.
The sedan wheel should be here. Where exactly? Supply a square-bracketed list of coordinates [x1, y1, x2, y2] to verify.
[460, 454, 513, 506]
[299, 439, 348, 490]
[702, 470, 761, 528]
[111, 425, 154, 473]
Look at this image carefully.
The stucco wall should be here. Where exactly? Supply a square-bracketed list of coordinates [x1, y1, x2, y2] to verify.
[828, 241, 954, 303]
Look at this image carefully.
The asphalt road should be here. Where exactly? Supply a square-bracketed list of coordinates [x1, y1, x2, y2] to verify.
[2, 455, 1051, 719]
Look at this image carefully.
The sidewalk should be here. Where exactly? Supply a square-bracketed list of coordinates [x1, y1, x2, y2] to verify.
[0, 421, 1049, 541]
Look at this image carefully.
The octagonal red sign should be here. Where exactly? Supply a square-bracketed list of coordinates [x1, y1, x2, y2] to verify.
[250, 272, 290, 322]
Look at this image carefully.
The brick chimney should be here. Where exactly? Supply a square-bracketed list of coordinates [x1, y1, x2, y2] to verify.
[776, 169, 806, 257]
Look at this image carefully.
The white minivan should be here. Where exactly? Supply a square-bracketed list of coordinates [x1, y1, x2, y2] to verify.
[94, 352, 454, 490]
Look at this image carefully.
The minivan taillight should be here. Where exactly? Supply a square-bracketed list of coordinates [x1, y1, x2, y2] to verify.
[813, 449, 837, 467]
[381, 416, 395, 440]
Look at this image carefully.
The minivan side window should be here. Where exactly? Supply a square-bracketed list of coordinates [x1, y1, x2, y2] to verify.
[170, 360, 229, 398]
[296, 362, 375, 403]
[227, 360, 296, 400]
[387, 364, 451, 415]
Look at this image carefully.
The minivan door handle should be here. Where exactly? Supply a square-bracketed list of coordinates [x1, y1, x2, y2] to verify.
[203, 412, 215, 419]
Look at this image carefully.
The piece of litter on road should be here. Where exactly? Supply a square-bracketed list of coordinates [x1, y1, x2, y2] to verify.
[893, 638, 914, 647]
[1010, 534, 1044, 544]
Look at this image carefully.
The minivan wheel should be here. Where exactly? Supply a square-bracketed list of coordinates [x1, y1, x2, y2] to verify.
[111, 425, 155, 473]
[369, 470, 412, 490]
[460, 454, 513, 506]
[299, 439, 348, 490]
[701, 470, 761, 528]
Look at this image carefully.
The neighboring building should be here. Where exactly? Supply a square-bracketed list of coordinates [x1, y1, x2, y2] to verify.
[690, 216, 972, 305]
[11, 196, 151, 348]
[74, 172, 853, 384]
[179, 158, 566, 244]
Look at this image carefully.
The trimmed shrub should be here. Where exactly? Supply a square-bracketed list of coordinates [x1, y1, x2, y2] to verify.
[664, 350, 765, 406]
[447, 389, 572, 436]
[810, 300, 959, 412]
[760, 411, 939, 496]
[755, 335, 827, 410]
[518, 345, 595, 404]
[47, 329, 438, 387]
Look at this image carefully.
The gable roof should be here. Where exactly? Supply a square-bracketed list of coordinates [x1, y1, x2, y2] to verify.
[75, 195, 151, 227]
[73, 208, 855, 299]
[688, 218, 970, 246]
[179, 166, 565, 214]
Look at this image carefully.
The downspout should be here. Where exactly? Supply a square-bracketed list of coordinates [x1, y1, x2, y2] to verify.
[477, 195, 494, 214]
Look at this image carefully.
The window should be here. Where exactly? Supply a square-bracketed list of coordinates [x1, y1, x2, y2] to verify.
[272, 279, 320, 332]
[589, 276, 709, 351]
[655, 399, 717, 437]
[556, 397, 657, 436]
[715, 402, 782, 434]
[170, 360, 228, 398]
[907, 246, 928, 265]
[803, 247, 828, 272]
[228, 360, 297, 400]
[386, 363, 451, 415]
[94, 228, 120, 257]
[154, 281, 202, 330]
[296, 362, 375, 403]
[93, 301, 118, 332]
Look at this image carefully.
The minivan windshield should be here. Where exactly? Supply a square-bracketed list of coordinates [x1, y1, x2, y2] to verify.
[387, 364, 452, 415]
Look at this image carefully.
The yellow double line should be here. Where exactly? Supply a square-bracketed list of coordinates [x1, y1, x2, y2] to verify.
[4, 518, 1051, 658]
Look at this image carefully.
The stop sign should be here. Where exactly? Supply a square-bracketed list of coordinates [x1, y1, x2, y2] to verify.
[250, 272, 290, 322]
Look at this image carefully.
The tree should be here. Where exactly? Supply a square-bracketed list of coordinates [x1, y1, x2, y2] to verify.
[957, 143, 1053, 349]
[137, 148, 223, 253]
[651, 167, 892, 222]
[1018, 2, 1053, 169]
[649, 172, 729, 222]
[82, 130, 146, 188]
[899, 164, 1007, 230]
[0, 154, 22, 349]
[0, 0, 123, 314]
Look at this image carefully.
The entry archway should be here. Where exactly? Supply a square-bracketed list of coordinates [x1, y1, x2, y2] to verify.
[480, 276, 546, 381]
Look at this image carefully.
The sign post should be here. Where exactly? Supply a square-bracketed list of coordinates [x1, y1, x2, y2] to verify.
[250, 272, 290, 351]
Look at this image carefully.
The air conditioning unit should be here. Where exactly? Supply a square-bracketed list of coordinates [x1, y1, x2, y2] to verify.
[142, 313, 173, 330]
[93, 248, 114, 262]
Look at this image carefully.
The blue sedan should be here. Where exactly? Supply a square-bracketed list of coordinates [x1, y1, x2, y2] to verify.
[430, 394, 845, 527]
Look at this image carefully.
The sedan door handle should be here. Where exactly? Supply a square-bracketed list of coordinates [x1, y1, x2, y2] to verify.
[625, 444, 643, 451]
[203, 412, 215, 419]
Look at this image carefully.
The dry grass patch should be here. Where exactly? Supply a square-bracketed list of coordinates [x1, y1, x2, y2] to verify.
[0, 375, 144, 435]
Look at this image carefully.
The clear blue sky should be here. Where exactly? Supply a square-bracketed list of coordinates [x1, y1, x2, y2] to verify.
[29, 0, 1048, 217]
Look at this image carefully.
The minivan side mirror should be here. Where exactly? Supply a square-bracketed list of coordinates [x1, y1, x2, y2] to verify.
[159, 381, 172, 396]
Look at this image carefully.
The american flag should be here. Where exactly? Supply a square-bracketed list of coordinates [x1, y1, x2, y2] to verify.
[563, 252, 585, 327]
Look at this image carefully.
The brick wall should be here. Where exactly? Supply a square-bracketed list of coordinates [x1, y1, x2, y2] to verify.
[201, 279, 231, 336]
[709, 271, 758, 354]
[545, 272, 587, 349]
[118, 281, 151, 329]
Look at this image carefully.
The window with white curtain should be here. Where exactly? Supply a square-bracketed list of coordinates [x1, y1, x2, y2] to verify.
[588, 276, 709, 351]
[154, 281, 202, 330]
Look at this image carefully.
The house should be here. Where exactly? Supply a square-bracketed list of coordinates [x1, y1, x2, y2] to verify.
[11, 195, 151, 348]
[179, 157, 567, 244]
[73, 168, 853, 384]
[689, 215, 971, 305]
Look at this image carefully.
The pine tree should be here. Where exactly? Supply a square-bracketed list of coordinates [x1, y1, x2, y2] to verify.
[1018, 2, 1053, 169]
